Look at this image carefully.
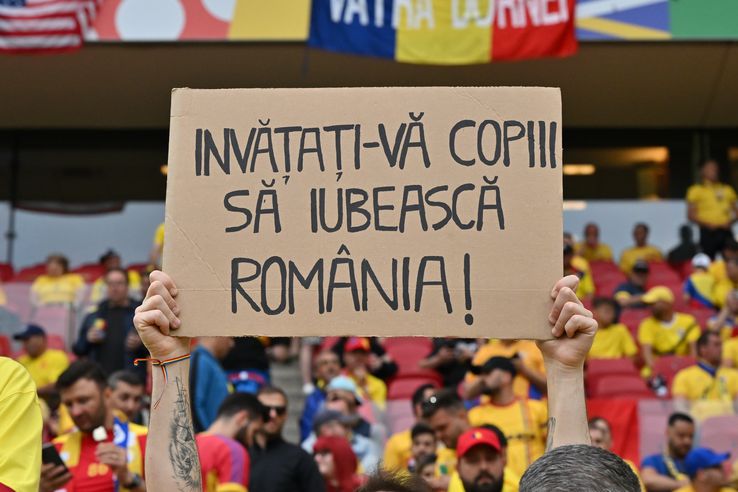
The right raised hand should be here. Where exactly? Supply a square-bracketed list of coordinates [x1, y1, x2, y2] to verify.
[133, 270, 190, 360]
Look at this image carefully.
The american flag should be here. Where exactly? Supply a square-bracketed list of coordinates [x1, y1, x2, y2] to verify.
[0, 0, 101, 54]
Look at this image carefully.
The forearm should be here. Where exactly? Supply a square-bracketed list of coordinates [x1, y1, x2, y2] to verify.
[462, 377, 485, 400]
[543, 359, 589, 450]
[146, 355, 202, 491]
[641, 469, 685, 491]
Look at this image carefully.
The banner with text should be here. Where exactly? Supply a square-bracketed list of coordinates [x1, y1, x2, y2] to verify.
[164, 87, 563, 338]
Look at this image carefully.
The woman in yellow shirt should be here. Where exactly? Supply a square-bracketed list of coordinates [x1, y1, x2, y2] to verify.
[30, 254, 84, 306]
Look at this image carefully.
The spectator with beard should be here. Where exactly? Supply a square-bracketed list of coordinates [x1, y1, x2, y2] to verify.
[452, 428, 512, 492]
[641, 413, 695, 491]
[467, 357, 547, 479]
[107, 370, 145, 423]
[301, 350, 343, 442]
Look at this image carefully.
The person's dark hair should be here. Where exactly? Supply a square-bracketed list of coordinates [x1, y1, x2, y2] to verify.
[99, 249, 120, 265]
[217, 392, 266, 421]
[105, 267, 129, 285]
[679, 225, 693, 242]
[46, 254, 69, 273]
[724, 238, 738, 253]
[668, 412, 694, 427]
[480, 424, 508, 448]
[357, 468, 431, 492]
[108, 370, 143, 390]
[519, 444, 641, 492]
[257, 385, 288, 402]
[411, 383, 437, 411]
[696, 330, 720, 352]
[57, 360, 107, 391]
[634, 223, 649, 234]
[411, 422, 435, 442]
[420, 388, 464, 419]
[584, 222, 598, 232]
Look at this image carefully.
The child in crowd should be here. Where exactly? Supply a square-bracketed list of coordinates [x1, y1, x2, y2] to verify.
[589, 297, 638, 361]
[407, 423, 437, 473]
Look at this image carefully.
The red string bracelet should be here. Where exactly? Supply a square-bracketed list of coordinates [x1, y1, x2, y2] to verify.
[134, 353, 191, 408]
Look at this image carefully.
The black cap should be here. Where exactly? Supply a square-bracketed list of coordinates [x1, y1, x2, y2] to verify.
[13, 324, 46, 341]
[633, 260, 650, 273]
[480, 356, 517, 377]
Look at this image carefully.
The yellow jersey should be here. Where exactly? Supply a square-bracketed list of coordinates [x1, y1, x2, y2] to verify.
[710, 259, 727, 283]
[569, 256, 595, 299]
[468, 399, 548, 478]
[448, 466, 520, 492]
[30, 273, 85, 305]
[724, 338, 738, 368]
[713, 279, 738, 309]
[383, 429, 411, 472]
[675, 486, 736, 492]
[637, 313, 700, 356]
[17, 348, 69, 389]
[672, 364, 738, 402]
[686, 182, 738, 227]
[469, 340, 545, 400]
[0, 358, 42, 492]
[577, 242, 614, 262]
[589, 323, 638, 359]
[620, 246, 663, 273]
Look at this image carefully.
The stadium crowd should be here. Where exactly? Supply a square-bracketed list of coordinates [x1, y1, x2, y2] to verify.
[1, 159, 738, 491]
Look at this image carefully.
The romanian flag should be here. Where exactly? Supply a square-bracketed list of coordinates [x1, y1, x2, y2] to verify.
[308, 0, 577, 65]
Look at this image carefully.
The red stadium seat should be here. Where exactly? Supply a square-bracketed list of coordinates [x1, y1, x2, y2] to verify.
[0, 334, 11, 357]
[589, 261, 621, 277]
[0, 263, 13, 282]
[12, 264, 46, 282]
[586, 358, 638, 395]
[591, 374, 654, 399]
[686, 307, 713, 330]
[385, 344, 431, 376]
[388, 376, 439, 400]
[654, 355, 696, 388]
[72, 263, 105, 282]
[383, 337, 432, 353]
[638, 399, 674, 458]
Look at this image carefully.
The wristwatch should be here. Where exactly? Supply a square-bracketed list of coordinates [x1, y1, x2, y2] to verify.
[123, 473, 143, 489]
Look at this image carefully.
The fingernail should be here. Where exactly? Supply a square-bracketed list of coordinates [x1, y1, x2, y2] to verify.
[173, 318, 180, 328]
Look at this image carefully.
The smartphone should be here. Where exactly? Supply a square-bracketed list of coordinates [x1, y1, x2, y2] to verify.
[42, 443, 69, 473]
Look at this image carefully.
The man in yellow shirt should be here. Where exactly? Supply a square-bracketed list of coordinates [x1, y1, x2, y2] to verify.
[465, 340, 546, 401]
[342, 337, 387, 410]
[687, 159, 738, 259]
[614, 260, 651, 308]
[638, 287, 700, 377]
[620, 223, 663, 273]
[30, 254, 85, 307]
[577, 222, 614, 262]
[712, 258, 738, 309]
[14, 324, 69, 398]
[466, 357, 547, 478]
[0, 357, 42, 492]
[590, 298, 638, 360]
[672, 331, 738, 418]
[675, 447, 735, 492]
[708, 240, 738, 283]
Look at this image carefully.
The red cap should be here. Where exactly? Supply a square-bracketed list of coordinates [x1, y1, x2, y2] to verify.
[345, 337, 371, 352]
[456, 428, 501, 459]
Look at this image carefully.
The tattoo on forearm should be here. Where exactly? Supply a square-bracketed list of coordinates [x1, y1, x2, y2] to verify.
[169, 377, 201, 490]
[545, 417, 556, 451]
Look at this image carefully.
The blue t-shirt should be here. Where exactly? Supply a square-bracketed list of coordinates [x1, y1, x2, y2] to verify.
[191, 345, 230, 432]
[641, 453, 688, 477]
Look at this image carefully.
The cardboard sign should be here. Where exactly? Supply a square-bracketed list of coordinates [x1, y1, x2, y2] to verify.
[164, 87, 562, 339]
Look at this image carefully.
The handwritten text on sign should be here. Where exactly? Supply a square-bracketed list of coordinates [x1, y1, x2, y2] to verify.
[164, 87, 563, 338]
